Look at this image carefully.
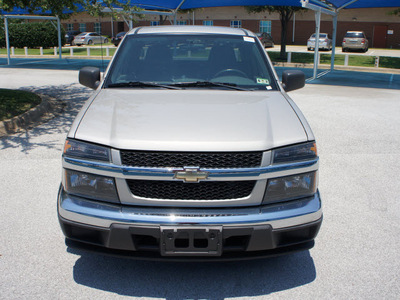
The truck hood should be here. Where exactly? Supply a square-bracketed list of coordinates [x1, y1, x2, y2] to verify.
[74, 89, 308, 151]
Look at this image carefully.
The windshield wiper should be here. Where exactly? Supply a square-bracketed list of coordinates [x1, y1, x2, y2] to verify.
[107, 81, 181, 90]
[172, 81, 251, 91]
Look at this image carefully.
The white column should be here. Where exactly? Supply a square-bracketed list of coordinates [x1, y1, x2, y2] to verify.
[40, 47, 43, 55]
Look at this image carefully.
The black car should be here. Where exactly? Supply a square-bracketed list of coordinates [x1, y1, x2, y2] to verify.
[256, 32, 274, 48]
[65, 30, 81, 46]
[111, 32, 126, 46]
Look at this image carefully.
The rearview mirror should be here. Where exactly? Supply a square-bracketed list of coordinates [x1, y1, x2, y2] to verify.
[282, 70, 305, 92]
[79, 67, 101, 90]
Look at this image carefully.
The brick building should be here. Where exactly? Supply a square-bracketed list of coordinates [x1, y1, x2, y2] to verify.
[62, 6, 400, 48]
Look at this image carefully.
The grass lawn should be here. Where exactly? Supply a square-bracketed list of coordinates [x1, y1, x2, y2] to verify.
[0, 89, 41, 121]
[267, 51, 400, 69]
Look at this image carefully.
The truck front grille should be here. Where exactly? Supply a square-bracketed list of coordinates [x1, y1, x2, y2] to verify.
[120, 151, 262, 169]
[126, 180, 256, 200]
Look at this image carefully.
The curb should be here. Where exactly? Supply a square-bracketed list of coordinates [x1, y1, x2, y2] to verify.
[0, 94, 66, 137]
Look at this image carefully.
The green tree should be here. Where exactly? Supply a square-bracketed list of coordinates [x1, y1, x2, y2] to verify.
[246, 5, 305, 59]
[388, 8, 400, 16]
[0, 0, 142, 19]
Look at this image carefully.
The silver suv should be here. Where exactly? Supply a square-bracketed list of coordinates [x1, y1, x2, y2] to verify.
[58, 26, 322, 260]
[342, 31, 369, 52]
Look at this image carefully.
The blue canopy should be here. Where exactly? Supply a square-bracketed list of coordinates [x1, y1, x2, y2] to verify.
[2, 0, 400, 15]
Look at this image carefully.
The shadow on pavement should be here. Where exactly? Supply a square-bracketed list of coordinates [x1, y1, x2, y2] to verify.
[275, 67, 400, 90]
[1, 58, 399, 89]
[70, 250, 316, 299]
[0, 57, 110, 72]
[0, 83, 91, 151]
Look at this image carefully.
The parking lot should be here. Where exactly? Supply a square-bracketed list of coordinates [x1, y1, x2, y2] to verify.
[0, 65, 399, 299]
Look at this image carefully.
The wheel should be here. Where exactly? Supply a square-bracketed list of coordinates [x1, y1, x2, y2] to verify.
[87, 39, 93, 45]
[213, 69, 249, 78]
[342, 48, 346, 52]
[307, 47, 311, 51]
[104, 38, 108, 43]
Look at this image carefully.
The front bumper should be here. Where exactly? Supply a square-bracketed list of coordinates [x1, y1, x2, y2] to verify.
[58, 187, 322, 260]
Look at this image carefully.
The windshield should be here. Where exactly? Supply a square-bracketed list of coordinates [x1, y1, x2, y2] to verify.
[105, 34, 277, 91]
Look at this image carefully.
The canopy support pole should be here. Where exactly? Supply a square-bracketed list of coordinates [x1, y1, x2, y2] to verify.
[173, 0, 187, 25]
[331, 15, 338, 71]
[57, 16, 62, 60]
[4, 17, 11, 65]
[313, 10, 321, 80]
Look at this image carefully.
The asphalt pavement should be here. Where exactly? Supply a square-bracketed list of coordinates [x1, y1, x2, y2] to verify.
[0, 66, 399, 299]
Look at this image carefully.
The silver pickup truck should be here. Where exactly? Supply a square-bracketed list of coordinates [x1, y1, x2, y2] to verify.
[58, 26, 322, 260]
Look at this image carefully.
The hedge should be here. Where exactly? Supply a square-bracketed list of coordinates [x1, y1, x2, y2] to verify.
[0, 21, 66, 48]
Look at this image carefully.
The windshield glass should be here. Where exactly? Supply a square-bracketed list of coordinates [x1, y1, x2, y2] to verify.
[105, 34, 277, 91]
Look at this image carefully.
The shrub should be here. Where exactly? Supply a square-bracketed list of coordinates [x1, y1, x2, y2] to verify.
[0, 21, 66, 48]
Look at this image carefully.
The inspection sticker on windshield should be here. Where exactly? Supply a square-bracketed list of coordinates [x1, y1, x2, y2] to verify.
[257, 78, 270, 85]
[243, 36, 255, 43]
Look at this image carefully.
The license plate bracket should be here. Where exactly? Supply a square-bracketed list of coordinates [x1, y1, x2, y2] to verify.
[160, 226, 222, 256]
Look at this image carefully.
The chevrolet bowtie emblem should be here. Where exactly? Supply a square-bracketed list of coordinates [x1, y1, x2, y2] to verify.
[174, 168, 209, 183]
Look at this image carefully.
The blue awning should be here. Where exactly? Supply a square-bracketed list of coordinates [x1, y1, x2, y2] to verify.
[2, 0, 400, 15]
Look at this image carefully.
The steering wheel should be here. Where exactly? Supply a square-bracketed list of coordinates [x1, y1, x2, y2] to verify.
[213, 69, 249, 78]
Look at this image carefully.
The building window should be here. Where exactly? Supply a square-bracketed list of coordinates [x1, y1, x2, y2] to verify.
[259, 20, 272, 34]
[150, 21, 160, 26]
[176, 20, 187, 25]
[79, 23, 86, 32]
[203, 20, 213, 26]
[230, 20, 242, 28]
[94, 22, 101, 34]
[67, 23, 74, 31]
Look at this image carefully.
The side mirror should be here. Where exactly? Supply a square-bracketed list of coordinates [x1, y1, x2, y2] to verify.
[79, 66, 101, 89]
[282, 70, 305, 92]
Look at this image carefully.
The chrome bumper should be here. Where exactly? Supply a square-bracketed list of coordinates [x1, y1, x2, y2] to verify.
[58, 187, 322, 230]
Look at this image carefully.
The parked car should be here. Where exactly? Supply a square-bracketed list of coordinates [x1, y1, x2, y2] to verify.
[111, 31, 127, 46]
[65, 30, 81, 46]
[256, 32, 274, 48]
[59, 26, 322, 260]
[73, 32, 109, 46]
[307, 33, 332, 51]
[342, 31, 368, 52]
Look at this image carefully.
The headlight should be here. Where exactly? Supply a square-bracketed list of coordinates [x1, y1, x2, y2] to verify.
[273, 142, 317, 164]
[263, 171, 317, 204]
[64, 169, 119, 203]
[63, 139, 110, 162]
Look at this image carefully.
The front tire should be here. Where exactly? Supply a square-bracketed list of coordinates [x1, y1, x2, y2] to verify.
[104, 38, 108, 44]
[87, 40, 93, 45]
